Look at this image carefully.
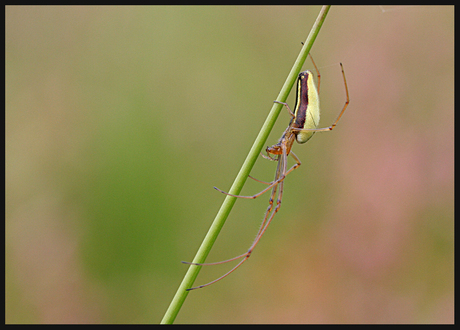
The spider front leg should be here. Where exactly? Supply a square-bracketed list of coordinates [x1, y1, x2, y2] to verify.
[213, 151, 301, 199]
[274, 100, 296, 118]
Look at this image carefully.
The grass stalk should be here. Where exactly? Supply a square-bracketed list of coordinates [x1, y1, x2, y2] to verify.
[160, 5, 331, 324]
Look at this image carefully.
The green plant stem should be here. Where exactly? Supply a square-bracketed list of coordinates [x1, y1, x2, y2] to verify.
[160, 5, 331, 324]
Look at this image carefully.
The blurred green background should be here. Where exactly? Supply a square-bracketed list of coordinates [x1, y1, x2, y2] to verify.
[6, 6, 453, 323]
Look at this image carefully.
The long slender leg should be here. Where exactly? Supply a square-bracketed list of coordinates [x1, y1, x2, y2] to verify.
[185, 148, 289, 290]
[252, 149, 287, 240]
[249, 175, 284, 254]
[213, 177, 280, 199]
[186, 255, 251, 290]
[183, 251, 249, 266]
[309, 53, 321, 93]
[184, 168, 281, 269]
[274, 100, 296, 118]
[214, 148, 301, 199]
[248, 174, 273, 186]
[187, 178, 286, 291]
[252, 154, 283, 240]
